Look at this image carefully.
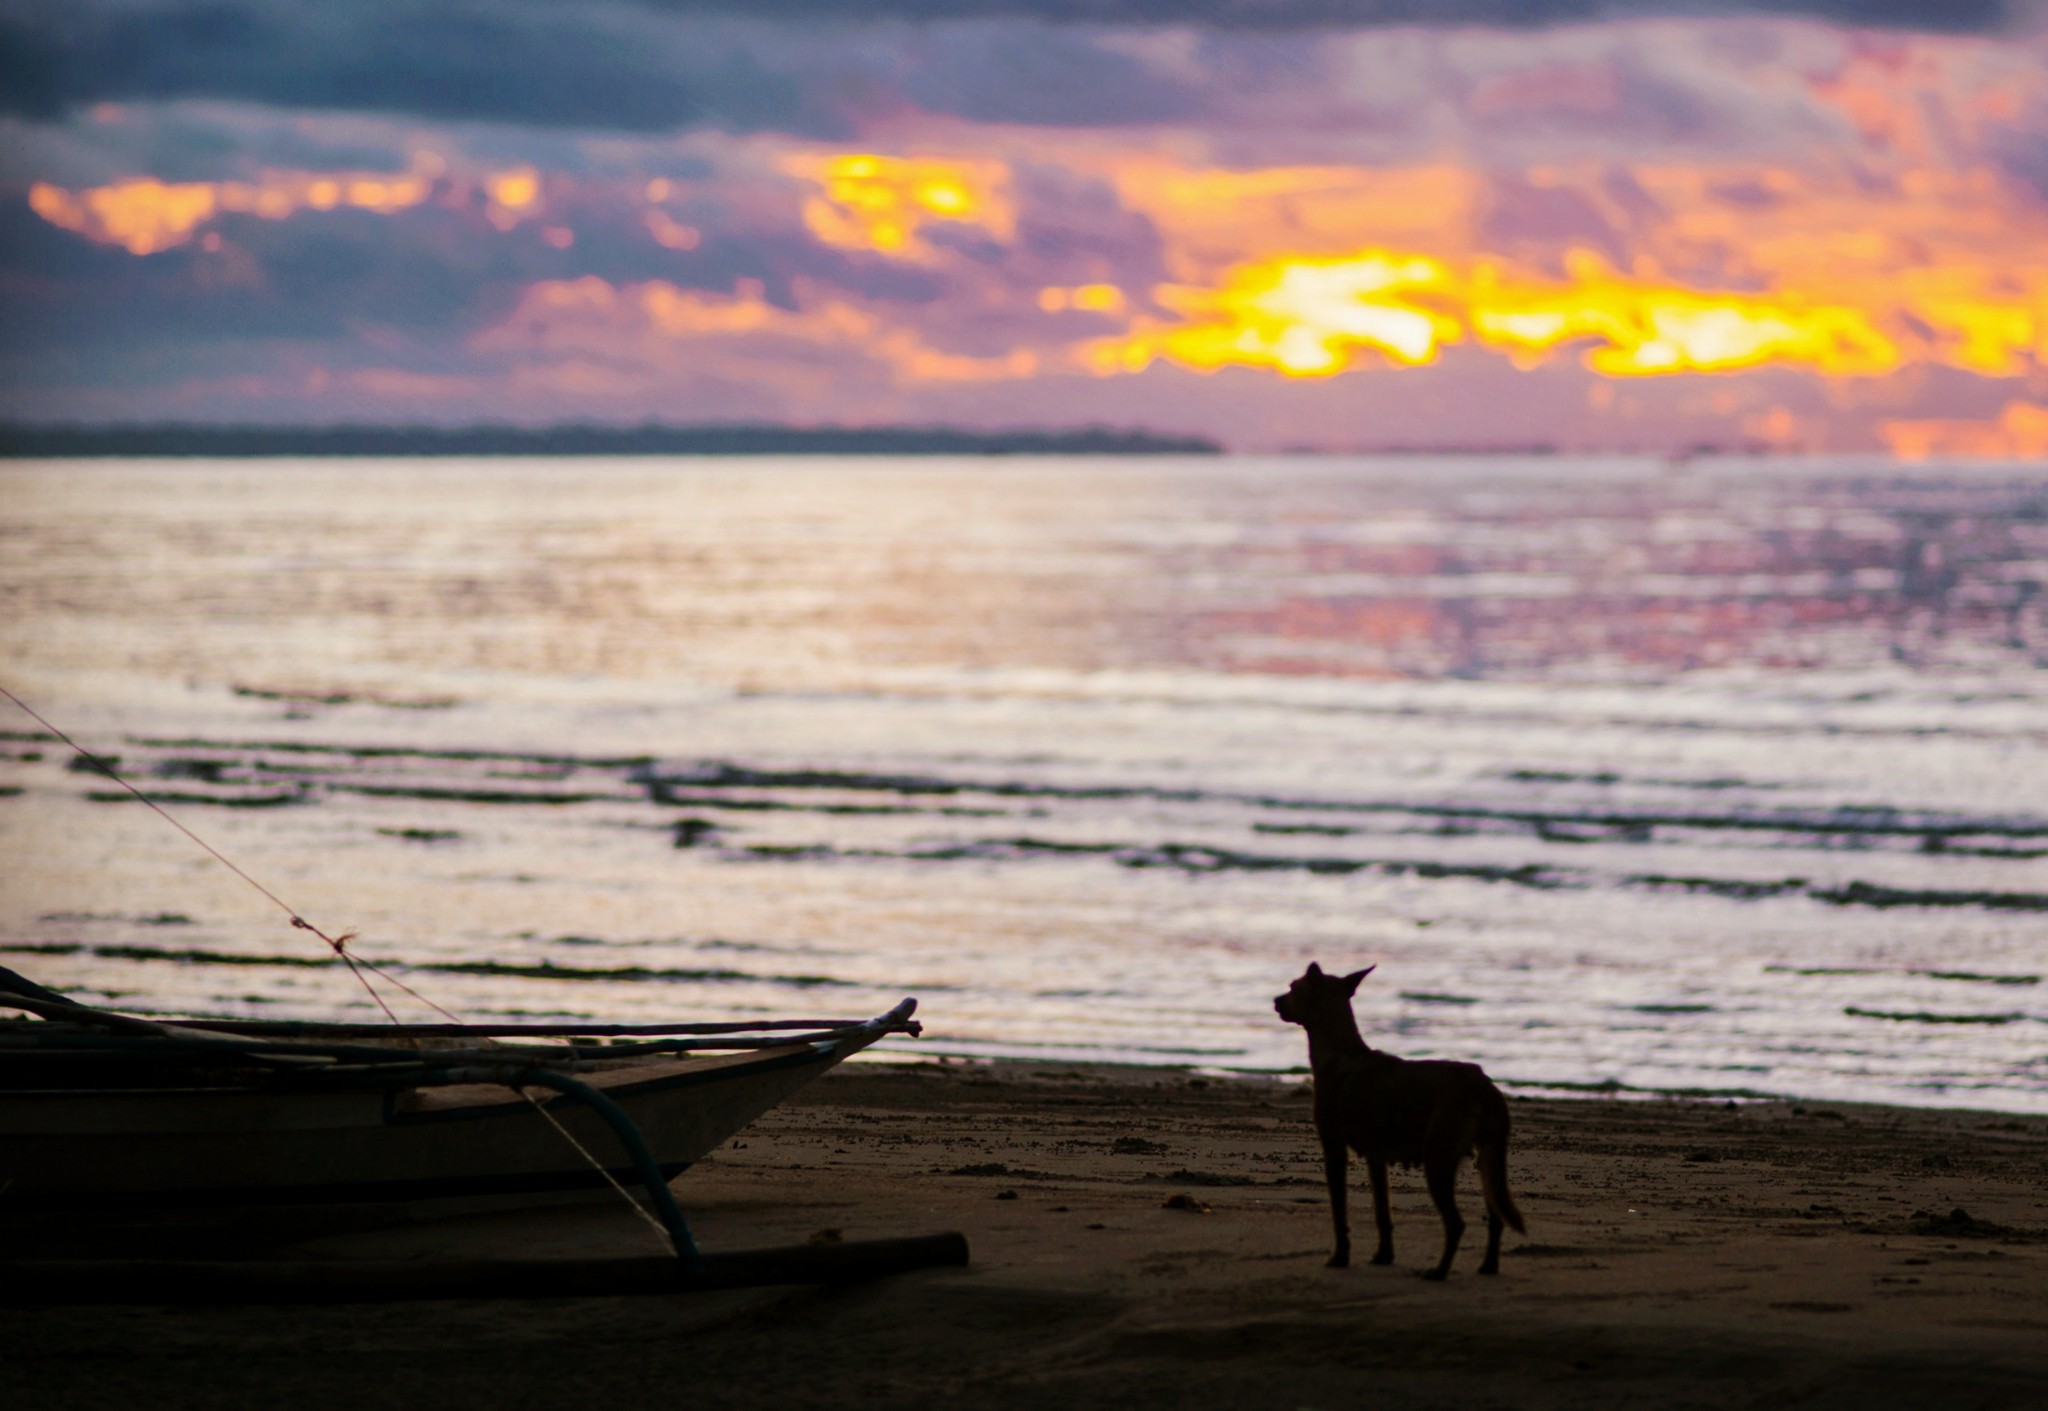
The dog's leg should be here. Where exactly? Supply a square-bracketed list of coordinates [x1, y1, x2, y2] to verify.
[1420, 1151, 1465, 1281]
[1473, 1096, 1524, 1274]
[1321, 1133, 1351, 1269]
[1479, 1202, 1505, 1275]
[1475, 1140, 1505, 1274]
[1366, 1154, 1394, 1266]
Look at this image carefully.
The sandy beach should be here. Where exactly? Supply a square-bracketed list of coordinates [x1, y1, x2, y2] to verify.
[8, 1059, 2045, 1410]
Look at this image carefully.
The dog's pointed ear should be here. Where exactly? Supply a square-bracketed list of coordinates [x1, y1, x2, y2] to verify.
[1305, 961, 1323, 977]
[1341, 965, 1375, 994]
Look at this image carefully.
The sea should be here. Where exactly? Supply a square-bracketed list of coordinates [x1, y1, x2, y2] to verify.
[2, 455, 2044, 1112]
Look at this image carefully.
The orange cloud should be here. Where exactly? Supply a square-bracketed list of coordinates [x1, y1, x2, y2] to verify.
[479, 275, 871, 346]
[479, 145, 2040, 400]
[1801, 36, 2042, 166]
[1619, 164, 2047, 375]
[1465, 252, 1900, 377]
[1074, 154, 2044, 385]
[1897, 265, 2048, 378]
[1038, 284, 1126, 315]
[27, 179, 222, 256]
[1103, 161, 1483, 280]
[488, 169, 539, 210]
[349, 368, 480, 400]
[477, 276, 1036, 390]
[644, 210, 701, 250]
[780, 152, 1014, 259]
[1882, 401, 2048, 460]
[485, 167, 542, 230]
[28, 162, 438, 254]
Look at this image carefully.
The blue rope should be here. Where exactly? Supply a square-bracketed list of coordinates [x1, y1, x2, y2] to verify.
[509, 1066, 704, 1272]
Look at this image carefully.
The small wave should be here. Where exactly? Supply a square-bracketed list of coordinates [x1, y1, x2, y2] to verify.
[422, 958, 854, 988]
[1811, 881, 2048, 913]
[648, 760, 1172, 804]
[925, 1035, 1251, 1058]
[136, 736, 653, 770]
[3, 941, 334, 969]
[154, 759, 240, 783]
[650, 761, 2048, 844]
[1628, 874, 1806, 900]
[1535, 819, 1655, 844]
[1503, 768, 1768, 792]
[1504, 769, 1622, 786]
[332, 783, 616, 806]
[85, 788, 305, 809]
[651, 791, 1005, 819]
[1401, 991, 1480, 1005]
[0, 940, 856, 989]
[232, 684, 456, 711]
[719, 831, 2045, 915]
[516, 933, 796, 954]
[729, 833, 1579, 890]
[1919, 838, 2048, 860]
[1499, 1075, 1784, 1101]
[30, 913, 199, 928]
[1637, 875, 2048, 912]
[1919, 970, 2040, 986]
[1845, 1007, 2025, 1025]
[69, 741, 2048, 865]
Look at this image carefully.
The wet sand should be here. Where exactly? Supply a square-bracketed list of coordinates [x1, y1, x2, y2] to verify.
[9, 1061, 2047, 1409]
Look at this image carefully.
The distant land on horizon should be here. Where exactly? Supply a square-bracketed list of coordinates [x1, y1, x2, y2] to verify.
[0, 422, 1224, 459]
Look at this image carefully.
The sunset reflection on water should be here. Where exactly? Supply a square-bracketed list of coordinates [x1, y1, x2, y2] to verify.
[2, 457, 2043, 1110]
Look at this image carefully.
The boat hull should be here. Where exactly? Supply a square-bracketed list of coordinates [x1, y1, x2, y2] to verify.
[1, 1033, 876, 1214]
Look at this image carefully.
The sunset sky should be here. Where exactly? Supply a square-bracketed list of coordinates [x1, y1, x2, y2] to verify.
[5, 1, 2047, 453]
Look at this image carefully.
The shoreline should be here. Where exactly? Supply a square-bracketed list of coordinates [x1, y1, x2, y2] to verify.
[884, 1051, 2048, 1120]
[11, 1059, 2045, 1408]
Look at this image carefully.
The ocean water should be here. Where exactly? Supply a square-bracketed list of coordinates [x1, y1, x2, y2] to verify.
[2, 455, 2044, 1112]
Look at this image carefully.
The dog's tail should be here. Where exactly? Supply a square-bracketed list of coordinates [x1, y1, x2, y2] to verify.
[1476, 1090, 1527, 1235]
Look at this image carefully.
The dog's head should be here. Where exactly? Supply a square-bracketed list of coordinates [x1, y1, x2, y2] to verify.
[1273, 961, 1375, 1025]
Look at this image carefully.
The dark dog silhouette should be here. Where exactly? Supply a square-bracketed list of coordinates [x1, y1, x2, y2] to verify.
[1275, 963, 1524, 1279]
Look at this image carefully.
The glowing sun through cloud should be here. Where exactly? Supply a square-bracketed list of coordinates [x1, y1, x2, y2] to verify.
[1469, 270, 1900, 379]
[1087, 245, 1910, 382]
[1080, 234, 2034, 387]
[1093, 251, 1462, 376]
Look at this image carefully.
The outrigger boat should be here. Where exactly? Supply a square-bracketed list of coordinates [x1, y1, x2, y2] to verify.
[0, 969, 963, 1300]
[0, 690, 965, 1300]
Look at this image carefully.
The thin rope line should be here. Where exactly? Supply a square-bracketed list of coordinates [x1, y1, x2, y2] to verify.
[5, 684, 318, 927]
[519, 1088, 675, 1252]
[0, 682, 424, 1027]
[351, 954, 472, 1028]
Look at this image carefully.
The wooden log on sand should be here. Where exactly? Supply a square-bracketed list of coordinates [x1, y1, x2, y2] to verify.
[3, 1232, 971, 1304]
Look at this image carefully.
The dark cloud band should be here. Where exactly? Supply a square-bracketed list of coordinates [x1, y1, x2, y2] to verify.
[634, 1, 2014, 29]
[0, 1, 2020, 133]
[0, 5, 806, 132]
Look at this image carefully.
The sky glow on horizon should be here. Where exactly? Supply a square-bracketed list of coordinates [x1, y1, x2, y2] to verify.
[4, 2, 2047, 453]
